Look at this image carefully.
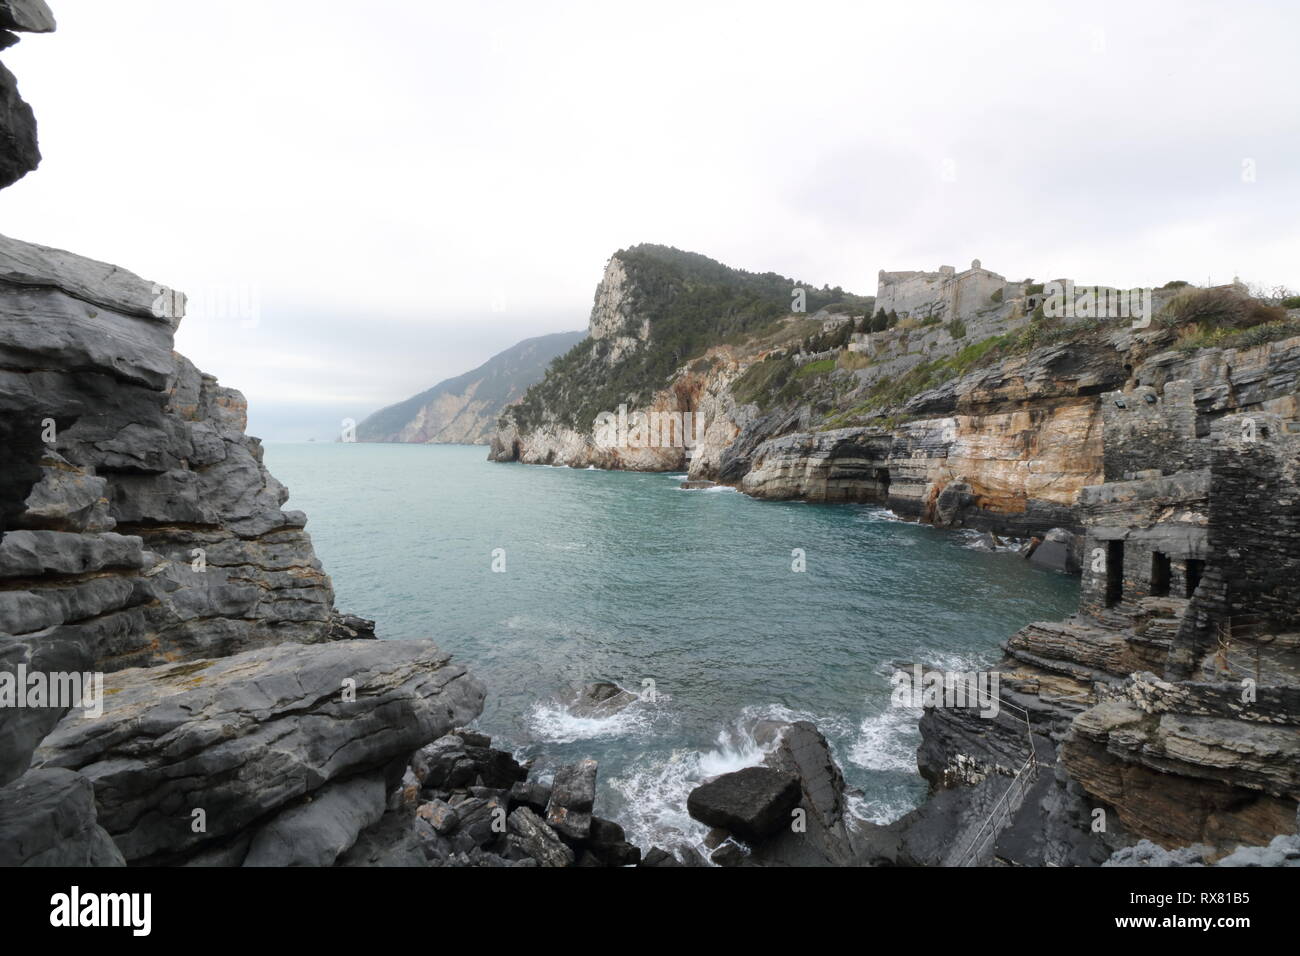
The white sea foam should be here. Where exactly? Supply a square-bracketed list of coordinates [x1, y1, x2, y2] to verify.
[524, 684, 670, 744]
[847, 705, 922, 773]
[955, 528, 1025, 553]
[607, 703, 851, 855]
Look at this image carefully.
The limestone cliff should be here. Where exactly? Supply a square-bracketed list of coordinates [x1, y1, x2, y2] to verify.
[864, 399, 1300, 865]
[492, 246, 1299, 545]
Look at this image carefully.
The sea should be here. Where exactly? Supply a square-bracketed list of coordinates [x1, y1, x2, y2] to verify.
[264, 442, 1078, 852]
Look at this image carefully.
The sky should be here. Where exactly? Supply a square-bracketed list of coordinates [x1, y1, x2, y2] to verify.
[1, 0, 1297, 440]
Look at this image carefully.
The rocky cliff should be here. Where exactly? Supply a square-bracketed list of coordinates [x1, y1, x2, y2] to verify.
[489, 244, 870, 472]
[358, 330, 585, 445]
[862, 400, 1300, 866]
[0, 14, 679, 869]
[491, 246, 1300, 545]
[0, 12, 498, 868]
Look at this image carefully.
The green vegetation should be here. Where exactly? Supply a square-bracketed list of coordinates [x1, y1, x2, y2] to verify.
[1175, 318, 1300, 352]
[825, 333, 1016, 426]
[1281, 295, 1300, 310]
[946, 318, 967, 339]
[796, 358, 837, 377]
[506, 245, 870, 431]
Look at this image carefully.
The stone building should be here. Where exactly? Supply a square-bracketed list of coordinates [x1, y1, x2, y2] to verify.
[874, 259, 1006, 322]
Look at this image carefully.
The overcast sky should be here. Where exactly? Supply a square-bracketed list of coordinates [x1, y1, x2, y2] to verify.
[2, 0, 1297, 439]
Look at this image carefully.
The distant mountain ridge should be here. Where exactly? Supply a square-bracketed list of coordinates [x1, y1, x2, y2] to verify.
[357, 330, 585, 445]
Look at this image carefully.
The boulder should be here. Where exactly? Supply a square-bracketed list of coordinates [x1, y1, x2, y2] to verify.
[1028, 527, 1080, 573]
[581, 815, 641, 866]
[686, 766, 802, 841]
[416, 798, 459, 835]
[637, 846, 683, 867]
[508, 779, 552, 815]
[506, 807, 573, 867]
[564, 680, 639, 717]
[546, 758, 597, 841]
[32, 638, 485, 862]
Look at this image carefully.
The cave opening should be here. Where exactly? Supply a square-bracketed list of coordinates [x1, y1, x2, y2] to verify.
[1105, 539, 1125, 607]
[1151, 552, 1171, 597]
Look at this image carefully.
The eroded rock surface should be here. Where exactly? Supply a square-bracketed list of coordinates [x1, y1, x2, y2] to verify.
[32, 639, 485, 863]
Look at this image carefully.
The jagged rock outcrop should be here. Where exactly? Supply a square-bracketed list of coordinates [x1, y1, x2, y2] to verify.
[0, 237, 352, 688]
[340, 731, 643, 868]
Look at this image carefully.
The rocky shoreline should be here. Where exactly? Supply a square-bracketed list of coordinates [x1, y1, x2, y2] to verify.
[3, 1, 1296, 869]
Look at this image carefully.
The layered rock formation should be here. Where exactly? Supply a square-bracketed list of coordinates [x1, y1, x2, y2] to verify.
[0, 13, 504, 869]
[0, 230, 496, 865]
[868, 394, 1300, 865]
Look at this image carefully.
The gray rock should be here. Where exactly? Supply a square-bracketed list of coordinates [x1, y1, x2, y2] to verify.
[0, 61, 38, 190]
[749, 720, 860, 866]
[0, 631, 92, 786]
[33, 639, 485, 862]
[564, 680, 638, 717]
[1216, 835, 1300, 867]
[710, 842, 748, 867]
[449, 793, 506, 846]
[1028, 527, 1080, 573]
[416, 798, 459, 835]
[508, 779, 552, 814]
[0, 530, 142, 578]
[686, 766, 802, 842]
[582, 815, 641, 866]
[546, 758, 597, 841]
[507, 807, 573, 867]
[637, 846, 683, 867]
[1103, 839, 1211, 867]
[0, 1, 56, 33]
[0, 232, 172, 322]
[0, 768, 124, 866]
[243, 773, 387, 867]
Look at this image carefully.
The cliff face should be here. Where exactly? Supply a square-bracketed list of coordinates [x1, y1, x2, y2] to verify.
[490, 246, 1299, 550]
[0, 235, 346, 672]
[869, 376, 1300, 865]
[0, 13, 498, 867]
[489, 244, 869, 473]
[357, 330, 585, 445]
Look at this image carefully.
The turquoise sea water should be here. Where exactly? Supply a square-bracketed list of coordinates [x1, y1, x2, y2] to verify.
[264, 442, 1078, 851]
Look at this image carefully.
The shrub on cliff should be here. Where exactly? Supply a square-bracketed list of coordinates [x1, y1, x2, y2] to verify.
[1161, 286, 1285, 331]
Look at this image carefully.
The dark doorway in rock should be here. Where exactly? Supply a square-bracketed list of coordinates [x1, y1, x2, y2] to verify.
[1105, 540, 1124, 607]
[1185, 559, 1205, 598]
[1151, 552, 1171, 597]
[875, 467, 891, 501]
